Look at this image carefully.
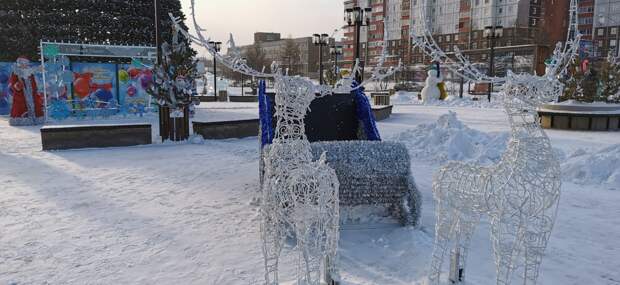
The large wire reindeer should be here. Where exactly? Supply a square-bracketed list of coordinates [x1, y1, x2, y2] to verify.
[410, 1, 581, 284]
[171, 2, 400, 284]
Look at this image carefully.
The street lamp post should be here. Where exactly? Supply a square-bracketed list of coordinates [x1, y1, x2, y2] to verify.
[484, 25, 503, 102]
[209, 41, 222, 98]
[313, 33, 330, 85]
[345, 6, 372, 83]
[241, 57, 247, 96]
[330, 45, 343, 79]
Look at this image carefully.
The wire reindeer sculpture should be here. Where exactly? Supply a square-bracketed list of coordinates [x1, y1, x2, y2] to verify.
[172, 2, 400, 284]
[410, 0, 581, 284]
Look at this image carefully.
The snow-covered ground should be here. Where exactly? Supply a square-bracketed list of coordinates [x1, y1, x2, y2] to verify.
[1, 102, 619, 284]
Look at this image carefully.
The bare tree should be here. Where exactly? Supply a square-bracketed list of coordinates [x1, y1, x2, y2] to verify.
[245, 41, 268, 72]
[280, 38, 302, 75]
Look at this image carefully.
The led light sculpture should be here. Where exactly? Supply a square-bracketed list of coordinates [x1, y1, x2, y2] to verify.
[410, 1, 581, 284]
[171, 2, 400, 284]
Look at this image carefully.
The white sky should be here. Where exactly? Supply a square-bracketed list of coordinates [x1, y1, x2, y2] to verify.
[179, 0, 345, 56]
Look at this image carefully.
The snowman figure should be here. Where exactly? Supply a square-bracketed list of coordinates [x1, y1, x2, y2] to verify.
[421, 69, 443, 103]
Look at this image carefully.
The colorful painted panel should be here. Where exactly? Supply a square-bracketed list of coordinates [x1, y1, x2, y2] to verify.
[118, 64, 153, 115]
[71, 62, 117, 106]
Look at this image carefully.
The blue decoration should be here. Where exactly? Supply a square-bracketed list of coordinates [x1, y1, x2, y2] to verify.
[49, 99, 72, 121]
[59, 56, 70, 67]
[61, 70, 74, 83]
[85, 97, 99, 120]
[0, 92, 10, 115]
[352, 81, 381, 141]
[136, 103, 146, 117]
[258, 80, 274, 147]
[93, 89, 113, 102]
[118, 102, 130, 117]
[0, 71, 8, 84]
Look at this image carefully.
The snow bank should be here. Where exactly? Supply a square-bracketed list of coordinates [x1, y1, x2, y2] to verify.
[562, 145, 620, 190]
[390, 91, 504, 108]
[391, 111, 620, 190]
[391, 91, 418, 105]
[390, 111, 508, 164]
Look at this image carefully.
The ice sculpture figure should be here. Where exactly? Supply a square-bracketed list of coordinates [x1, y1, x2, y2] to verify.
[410, 0, 581, 284]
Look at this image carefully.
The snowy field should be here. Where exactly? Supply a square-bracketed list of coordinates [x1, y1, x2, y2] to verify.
[1, 101, 619, 284]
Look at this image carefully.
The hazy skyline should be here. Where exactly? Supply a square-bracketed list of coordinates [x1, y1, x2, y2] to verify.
[180, 0, 345, 56]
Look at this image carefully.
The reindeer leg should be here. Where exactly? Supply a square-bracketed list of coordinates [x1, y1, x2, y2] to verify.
[449, 213, 481, 284]
[428, 199, 458, 285]
[296, 221, 323, 285]
[261, 200, 283, 285]
[491, 215, 526, 285]
[522, 212, 556, 285]
[324, 199, 341, 284]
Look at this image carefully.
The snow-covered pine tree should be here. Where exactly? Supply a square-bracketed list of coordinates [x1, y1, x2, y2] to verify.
[599, 52, 620, 103]
[147, 22, 197, 108]
[561, 58, 583, 102]
[560, 57, 599, 102]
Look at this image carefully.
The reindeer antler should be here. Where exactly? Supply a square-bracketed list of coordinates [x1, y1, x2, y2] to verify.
[169, 0, 401, 92]
[544, 0, 581, 79]
[411, 0, 580, 83]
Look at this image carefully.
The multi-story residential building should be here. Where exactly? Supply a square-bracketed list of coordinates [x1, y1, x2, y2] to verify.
[592, 0, 620, 57]
[342, 0, 409, 74]
[344, 0, 571, 79]
[237, 33, 333, 78]
[411, 0, 555, 75]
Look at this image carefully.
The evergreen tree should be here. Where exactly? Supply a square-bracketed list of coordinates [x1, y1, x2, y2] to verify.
[599, 52, 620, 102]
[0, 0, 194, 62]
[147, 26, 197, 108]
[560, 58, 598, 102]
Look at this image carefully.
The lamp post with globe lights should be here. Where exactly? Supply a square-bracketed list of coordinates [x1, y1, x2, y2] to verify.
[313, 33, 330, 85]
[345, 5, 372, 83]
[330, 45, 343, 79]
[209, 41, 222, 97]
[484, 25, 503, 102]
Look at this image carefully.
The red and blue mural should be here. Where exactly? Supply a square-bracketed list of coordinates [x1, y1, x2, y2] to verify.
[0, 60, 155, 120]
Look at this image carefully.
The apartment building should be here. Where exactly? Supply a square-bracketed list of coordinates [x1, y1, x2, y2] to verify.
[238, 33, 334, 78]
[342, 0, 410, 71]
[344, 0, 570, 77]
[592, 0, 620, 57]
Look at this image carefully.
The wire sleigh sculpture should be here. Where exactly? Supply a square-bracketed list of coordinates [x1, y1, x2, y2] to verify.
[171, 1, 401, 284]
[411, 0, 581, 284]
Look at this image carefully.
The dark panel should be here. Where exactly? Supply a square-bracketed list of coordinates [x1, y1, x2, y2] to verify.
[267, 93, 359, 142]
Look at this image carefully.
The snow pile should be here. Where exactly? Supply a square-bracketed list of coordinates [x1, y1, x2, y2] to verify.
[391, 91, 418, 104]
[390, 91, 503, 108]
[390, 111, 508, 164]
[562, 145, 620, 189]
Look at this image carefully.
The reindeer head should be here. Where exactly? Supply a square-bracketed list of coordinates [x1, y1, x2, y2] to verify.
[502, 71, 564, 110]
